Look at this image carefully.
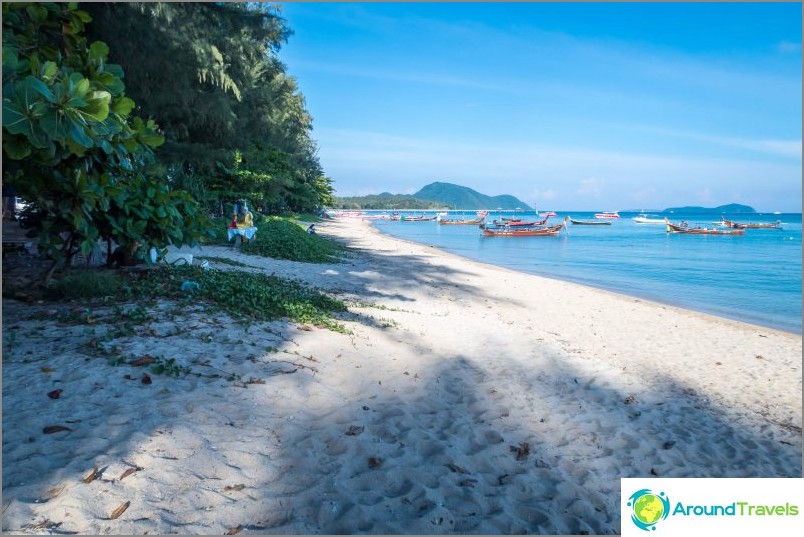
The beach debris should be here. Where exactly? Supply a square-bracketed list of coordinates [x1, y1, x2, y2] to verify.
[298, 325, 313, 331]
[662, 440, 676, 450]
[119, 466, 143, 481]
[42, 425, 72, 434]
[445, 463, 470, 474]
[47, 389, 63, 399]
[510, 442, 530, 461]
[650, 468, 659, 476]
[223, 484, 246, 492]
[245, 377, 266, 385]
[23, 519, 63, 531]
[82, 467, 101, 483]
[345, 425, 364, 436]
[368, 457, 382, 469]
[534, 459, 550, 469]
[225, 525, 243, 535]
[497, 474, 511, 485]
[715, 361, 722, 365]
[624, 395, 636, 404]
[141, 373, 152, 385]
[362, 405, 370, 411]
[457, 479, 478, 488]
[129, 355, 155, 366]
[755, 354, 767, 360]
[41, 366, 54, 373]
[109, 500, 130, 520]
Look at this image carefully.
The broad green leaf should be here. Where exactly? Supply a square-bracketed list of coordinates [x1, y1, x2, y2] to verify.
[111, 96, 135, 116]
[21, 76, 56, 103]
[41, 61, 58, 81]
[67, 118, 94, 148]
[88, 41, 110, 62]
[81, 91, 111, 122]
[2, 98, 29, 134]
[74, 77, 90, 98]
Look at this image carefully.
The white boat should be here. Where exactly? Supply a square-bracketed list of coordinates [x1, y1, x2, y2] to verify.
[594, 211, 620, 219]
[633, 213, 665, 224]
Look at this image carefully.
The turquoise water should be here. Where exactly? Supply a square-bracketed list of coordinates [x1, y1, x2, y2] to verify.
[370, 211, 802, 334]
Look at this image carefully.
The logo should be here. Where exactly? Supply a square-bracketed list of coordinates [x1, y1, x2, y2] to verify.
[628, 489, 670, 531]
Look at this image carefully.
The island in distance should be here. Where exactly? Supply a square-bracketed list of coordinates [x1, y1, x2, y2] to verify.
[333, 182, 532, 210]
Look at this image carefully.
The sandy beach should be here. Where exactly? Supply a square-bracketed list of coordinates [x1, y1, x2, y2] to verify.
[2, 217, 801, 535]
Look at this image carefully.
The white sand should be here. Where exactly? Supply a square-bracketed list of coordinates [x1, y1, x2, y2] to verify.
[2, 217, 801, 535]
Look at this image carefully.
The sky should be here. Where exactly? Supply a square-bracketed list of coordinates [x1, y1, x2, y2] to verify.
[276, 2, 802, 212]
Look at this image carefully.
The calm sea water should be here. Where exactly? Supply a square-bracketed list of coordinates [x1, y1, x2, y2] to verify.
[369, 211, 802, 334]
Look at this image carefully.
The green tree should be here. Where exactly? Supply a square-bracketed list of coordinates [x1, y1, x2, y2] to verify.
[2, 2, 211, 283]
[81, 2, 330, 213]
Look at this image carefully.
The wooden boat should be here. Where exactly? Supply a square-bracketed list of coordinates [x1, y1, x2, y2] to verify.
[489, 216, 549, 227]
[594, 211, 620, 219]
[721, 217, 782, 229]
[570, 217, 611, 226]
[483, 217, 568, 237]
[539, 211, 557, 217]
[399, 214, 437, 222]
[439, 215, 486, 225]
[664, 218, 745, 235]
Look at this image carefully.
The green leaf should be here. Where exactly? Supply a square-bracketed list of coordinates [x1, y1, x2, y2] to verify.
[41, 61, 58, 81]
[88, 41, 110, 62]
[3, 136, 32, 160]
[73, 77, 90, 98]
[2, 98, 29, 134]
[110, 97, 135, 116]
[81, 91, 111, 122]
[21, 76, 56, 103]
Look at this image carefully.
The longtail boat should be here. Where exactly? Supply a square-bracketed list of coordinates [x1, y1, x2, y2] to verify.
[489, 216, 549, 227]
[721, 217, 782, 230]
[439, 215, 487, 225]
[665, 218, 745, 235]
[569, 218, 611, 226]
[483, 217, 568, 237]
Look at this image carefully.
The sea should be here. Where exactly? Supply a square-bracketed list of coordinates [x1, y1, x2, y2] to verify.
[366, 210, 802, 334]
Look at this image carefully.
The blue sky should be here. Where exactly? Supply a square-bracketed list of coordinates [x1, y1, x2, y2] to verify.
[276, 2, 802, 211]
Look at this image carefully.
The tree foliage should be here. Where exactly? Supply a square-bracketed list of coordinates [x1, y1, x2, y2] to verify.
[2, 2, 211, 281]
[82, 2, 333, 214]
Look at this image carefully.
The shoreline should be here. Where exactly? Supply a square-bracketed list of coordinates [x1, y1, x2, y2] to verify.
[369, 219, 802, 335]
[2, 217, 801, 534]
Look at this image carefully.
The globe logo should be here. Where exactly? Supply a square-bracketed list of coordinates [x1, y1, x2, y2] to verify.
[627, 489, 670, 531]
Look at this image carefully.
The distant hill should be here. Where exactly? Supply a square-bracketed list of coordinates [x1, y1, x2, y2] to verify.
[662, 203, 756, 214]
[414, 182, 531, 210]
[333, 192, 445, 210]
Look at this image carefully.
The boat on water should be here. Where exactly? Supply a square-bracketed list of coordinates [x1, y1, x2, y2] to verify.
[633, 213, 665, 224]
[721, 217, 782, 230]
[569, 217, 611, 226]
[665, 218, 745, 235]
[483, 217, 568, 237]
[488, 216, 549, 228]
[539, 211, 557, 217]
[594, 211, 620, 219]
[439, 215, 487, 225]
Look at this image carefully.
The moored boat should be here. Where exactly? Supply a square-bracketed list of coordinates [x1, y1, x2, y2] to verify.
[483, 217, 568, 237]
[569, 217, 611, 225]
[594, 211, 620, 219]
[439, 215, 487, 225]
[721, 217, 782, 230]
[633, 213, 665, 224]
[665, 218, 745, 235]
